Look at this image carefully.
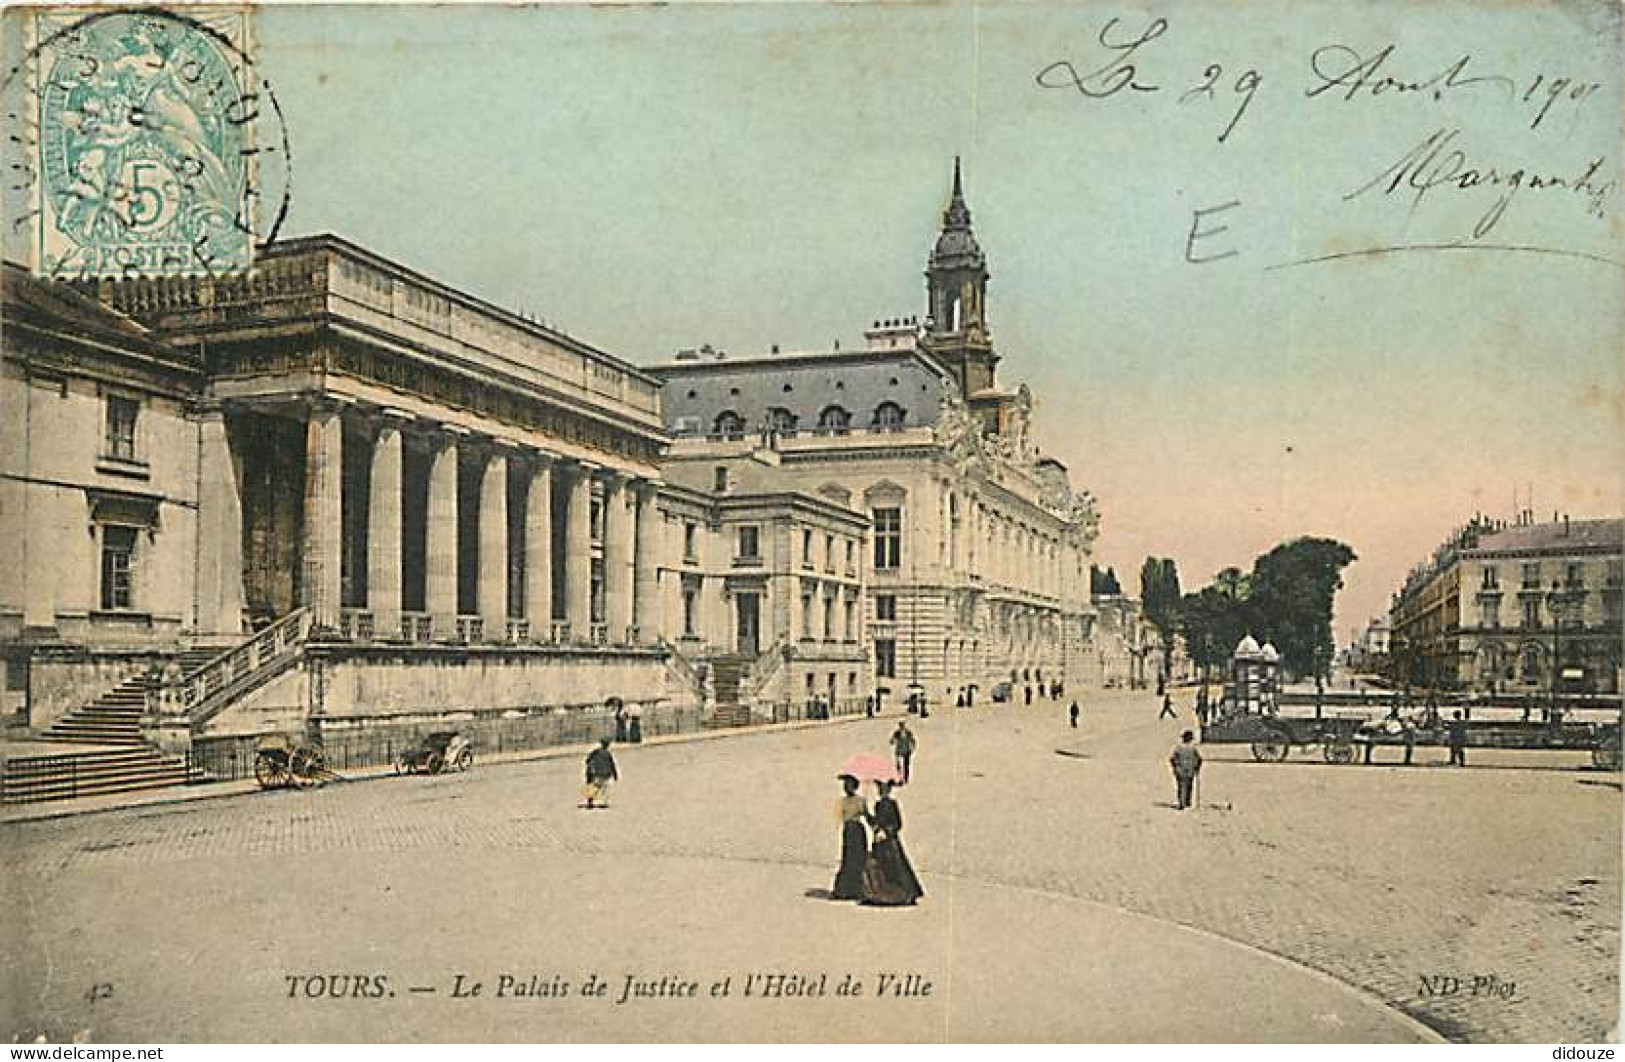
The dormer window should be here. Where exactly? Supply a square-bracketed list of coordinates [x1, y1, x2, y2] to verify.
[872, 401, 906, 431]
[712, 410, 745, 440]
[817, 405, 851, 435]
[766, 407, 798, 436]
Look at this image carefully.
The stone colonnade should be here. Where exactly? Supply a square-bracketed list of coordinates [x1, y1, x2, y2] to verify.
[299, 398, 660, 646]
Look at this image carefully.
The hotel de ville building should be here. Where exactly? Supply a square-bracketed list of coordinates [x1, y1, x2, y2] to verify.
[0, 162, 1099, 801]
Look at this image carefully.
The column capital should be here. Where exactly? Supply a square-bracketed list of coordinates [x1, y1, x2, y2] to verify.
[525, 447, 562, 469]
[302, 392, 353, 417]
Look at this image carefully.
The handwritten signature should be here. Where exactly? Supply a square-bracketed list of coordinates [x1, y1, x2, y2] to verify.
[1344, 127, 1615, 239]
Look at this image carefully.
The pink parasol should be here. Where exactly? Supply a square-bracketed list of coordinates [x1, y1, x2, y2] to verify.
[838, 752, 901, 783]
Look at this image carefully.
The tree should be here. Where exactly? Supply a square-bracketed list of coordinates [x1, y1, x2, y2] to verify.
[1180, 585, 1254, 688]
[1090, 564, 1122, 596]
[1140, 557, 1182, 678]
[1246, 537, 1357, 680]
[1214, 566, 1250, 600]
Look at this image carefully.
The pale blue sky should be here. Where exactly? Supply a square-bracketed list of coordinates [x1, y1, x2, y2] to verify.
[27, 2, 1625, 636]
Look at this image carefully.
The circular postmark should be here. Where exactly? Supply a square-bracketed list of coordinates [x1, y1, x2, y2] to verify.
[1, 6, 291, 279]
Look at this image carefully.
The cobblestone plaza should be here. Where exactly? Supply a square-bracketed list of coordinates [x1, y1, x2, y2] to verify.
[4, 691, 1616, 1042]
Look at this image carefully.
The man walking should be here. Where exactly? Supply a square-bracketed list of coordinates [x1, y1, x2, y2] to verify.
[1158, 692, 1177, 719]
[1447, 710, 1468, 768]
[581, 738, 619, 809]
[891, 720, 917, 784]
[1068, 700, 1080, 729]
[1169, 730, 1202, 811]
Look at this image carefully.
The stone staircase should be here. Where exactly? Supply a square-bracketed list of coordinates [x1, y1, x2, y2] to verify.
[0, 744, 200, 804]
[707, 656, 753, 728]
[3, 647, 219, 804]
[43, 649, 216, 746]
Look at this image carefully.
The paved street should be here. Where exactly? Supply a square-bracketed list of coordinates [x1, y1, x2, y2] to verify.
[3, 689, 1617, 1043]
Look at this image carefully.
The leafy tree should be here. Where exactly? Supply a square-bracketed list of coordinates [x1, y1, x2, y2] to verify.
[1090, 564, 1122, 596]
[1247, 537, 1357, 680]
[1139, 557, 1182, 676]
[1180, 585, 1253, 688]
[1214, 566, 1250, 600]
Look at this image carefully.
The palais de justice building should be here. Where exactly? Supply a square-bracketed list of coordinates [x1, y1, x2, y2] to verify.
[652, 163, 1099, 703]
[0, 162, 1098, 800]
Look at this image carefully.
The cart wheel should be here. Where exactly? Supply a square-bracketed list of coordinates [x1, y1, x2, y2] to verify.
[394, 755, 410, 776]
[1592, 744, 1622, 771]
[1250, 737, 1290, 763]
[290, 746, 325, 784]
[1324, 742, 1355, 765]
[426, 751, 445, 775]
[254, 753, 290, 790]
[455, 748, 474, 772]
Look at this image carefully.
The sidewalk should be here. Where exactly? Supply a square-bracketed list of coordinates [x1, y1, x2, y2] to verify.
[0, 707, 900, 825]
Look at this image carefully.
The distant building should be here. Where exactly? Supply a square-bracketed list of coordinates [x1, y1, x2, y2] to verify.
[650, 162, 1100, 704]
[1389, 512, 1623, 695]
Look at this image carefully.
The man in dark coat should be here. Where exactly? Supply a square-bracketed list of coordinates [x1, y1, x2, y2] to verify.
[891, 721, 917, 784]
[582, 738, 618, 809]
[1068, 701, 1080, 728]
[1169, 730, 1202, 811]
[1447, 710, 1468, 767]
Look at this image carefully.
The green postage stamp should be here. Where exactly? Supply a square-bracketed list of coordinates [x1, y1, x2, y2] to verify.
[30, 7, 259, 278]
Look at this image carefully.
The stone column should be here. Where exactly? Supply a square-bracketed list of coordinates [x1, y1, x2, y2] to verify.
[193, 400, 246, 635]
[477, 444, 509, 640]
[633, 480, 661, 645]
[425, 431, 460, 638]
[562, 461, 593, 639]
[300, 398, 345, 630]
[523, 453, 554, 636]
[602, 473, 633, 644]
[367, 410, 408, 639]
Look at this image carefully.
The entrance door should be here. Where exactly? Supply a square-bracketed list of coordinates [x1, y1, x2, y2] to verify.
[736, 592, 760, 656]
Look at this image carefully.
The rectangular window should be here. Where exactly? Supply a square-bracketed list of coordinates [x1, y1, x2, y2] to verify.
[1522, 598, 1541, 629]
[823, 594, 835, 639]
[844, 597, 855, 640]
[801, 528, 813, 568]
[1522, 562, 1541, 589]
[1481, 566, 1499, 590]
[104, 395, 139, 461]
[875, 594, 897, 621]
[874, 638, 897, 679]
[824, 533, 836, 571]
[872, 507, 902, 570]
[682, 587, 698, 637]
[1479, 600, 1499, 629]
[1566, 563, 1584, 588]
[845, 539, 855, 572]
[683, 522, 698, 563]
[737, 525, 760, 560]
[99, 525, 137, 610]
[801, 591, 814, 637]
[714, 466, 729, 493]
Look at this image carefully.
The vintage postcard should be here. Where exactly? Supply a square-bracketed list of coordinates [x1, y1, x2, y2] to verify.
[1, 0, 1620, 1046]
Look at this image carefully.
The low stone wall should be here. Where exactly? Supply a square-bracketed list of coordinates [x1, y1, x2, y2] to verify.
[309, 643, 670, 717]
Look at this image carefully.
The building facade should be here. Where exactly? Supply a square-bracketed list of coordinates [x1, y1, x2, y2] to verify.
[4, 237, 695, 770]
[650, 163, 1099, 705]
[1389, 513, 1623, 696]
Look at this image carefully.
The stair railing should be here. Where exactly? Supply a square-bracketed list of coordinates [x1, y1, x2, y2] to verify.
[739, 638, 791, 707]
[149, 608, 313, 724]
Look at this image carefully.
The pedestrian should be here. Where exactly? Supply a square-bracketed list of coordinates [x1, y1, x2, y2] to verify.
[1168, 730, 1202, 811]
[627, 702, 643, 744]
[581, 738, 618, 809]
[861, 780, 923, 906]
[864, 694, 876, 719]
[1447, 710, 1468, 768]
[613, 702, 628, 743]
[1024, 685, 1033, 706]
[891, 720, 917, 784]
[832, 775, 869, 900]
[1158, 692, 1176, 719]
[1068, 701, 1080, 728]
[955, 689, 966, 709]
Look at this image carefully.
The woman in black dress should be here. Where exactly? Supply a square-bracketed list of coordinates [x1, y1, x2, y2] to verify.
[863, 780, 924, 906]
[832, 775, 869, 900]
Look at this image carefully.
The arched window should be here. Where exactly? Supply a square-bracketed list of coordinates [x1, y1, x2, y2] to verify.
[816, 405, 851, 434]
[766, 407, 798, 436]
[872, 401, 907, 431]
[712, 410, 744, 440]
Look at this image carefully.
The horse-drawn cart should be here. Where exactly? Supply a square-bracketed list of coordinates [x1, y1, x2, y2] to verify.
[253, 734, 331, 789]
